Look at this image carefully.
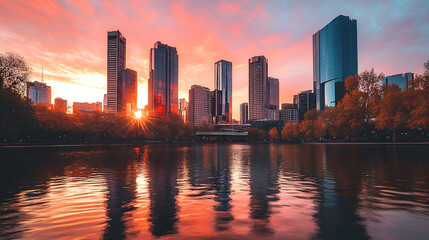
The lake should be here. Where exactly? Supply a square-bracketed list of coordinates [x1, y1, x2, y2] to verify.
[0, 143, 428, 239]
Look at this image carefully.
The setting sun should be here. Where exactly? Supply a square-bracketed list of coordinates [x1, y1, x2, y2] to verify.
[134, 111, 142, 119]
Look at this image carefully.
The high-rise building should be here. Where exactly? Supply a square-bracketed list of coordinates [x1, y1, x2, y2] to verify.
[188, 85, 211, 126]
[267, 77, 279, 120]
[26, 81, 51, 106]
[383, 73, 413, 91]
[148, 41, 178, 117]
[73, 102, 102, 114]
[296, 90, 316, 121]
[123, 68, 137, 116]
[240, 103, 249, 124]
[214, 60, 232, 123]
[54, 97, 67, 113]
[249, 56, 268, 120]
[313, 15, 357, 110]
[107, 30, 126, 113]
[267, 77, 279, 110]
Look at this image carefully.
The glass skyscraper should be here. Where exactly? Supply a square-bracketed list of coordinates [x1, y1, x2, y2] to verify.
[107, 30, 126, 113]
[149, 41, 178, 117]
[214, 60, 232, 123]
[313, 15, 357, 110]
[382, 72, 413, 91]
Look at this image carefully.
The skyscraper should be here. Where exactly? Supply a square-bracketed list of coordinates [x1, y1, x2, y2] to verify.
[107, 30, 126, 113]
[188, 85, 211, 126]
[267, 77, 279, 120]
[148, 41, 178, 117]
[123, 68, 137, 116]
[214, 60, 232, 123]
[313, 15, 357, 110]
[26, 81, 51, 106]
[249, 56, 268, 120]
[240, 103, 249, 124]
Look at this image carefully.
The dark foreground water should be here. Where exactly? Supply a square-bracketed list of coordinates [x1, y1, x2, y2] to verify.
[0, 144, 428, 240]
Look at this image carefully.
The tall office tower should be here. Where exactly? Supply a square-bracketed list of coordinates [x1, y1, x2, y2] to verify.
[267, 77, 279, 120]
[54, 97, 67, 113]
[297, 90, 316, 121]
[107, 30, 126, 113]
[240, 103, 249, 124]
[123, 68, 137, 116]
[214, 60, 233, 123]
[249, 56, 268, 120]
[383, 73, 414, 91]
[188, 85, 211, 126]
[26, 81, 51, 106]
[148, 41, 178, 117]
[267, 77, 279, 110]
[313, 15, 357, 110]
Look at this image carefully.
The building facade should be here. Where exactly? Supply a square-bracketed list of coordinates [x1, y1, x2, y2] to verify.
[123, 68, 137, 116]
[188, 85, 211, 126]
[382, 73, 414, 91]
[179, 98, 188, 122]
[148, 41, 178, 117]
[249, 56, 268, 120]
[106, 30, 126, 113]
[296, 90, 316, 121]
[313, 15, 357, 110]
[54, 97, 67, 113]
[27, 81, 51, 106]
[214, 60, 233, 123]
[73, 102, 102, 114]
[240, 103, 249, 124]
[280, 108, 299, 124]
[267, 77, 279, 110]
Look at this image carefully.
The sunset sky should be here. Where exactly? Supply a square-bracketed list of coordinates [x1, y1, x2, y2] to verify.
[0, 0, 428, 119]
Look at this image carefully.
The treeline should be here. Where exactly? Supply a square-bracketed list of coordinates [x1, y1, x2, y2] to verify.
[278, 62, 429, 142]
[0, 90, 202, 143]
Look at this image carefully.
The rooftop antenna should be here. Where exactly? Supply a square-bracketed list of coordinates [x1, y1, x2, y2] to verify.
[41, 67, 44, 82]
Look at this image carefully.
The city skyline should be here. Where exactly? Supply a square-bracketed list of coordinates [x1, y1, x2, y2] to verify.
[0, 1, 428, 120]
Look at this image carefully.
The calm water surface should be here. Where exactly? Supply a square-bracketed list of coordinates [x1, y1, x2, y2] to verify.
[0, 144, 428, 239]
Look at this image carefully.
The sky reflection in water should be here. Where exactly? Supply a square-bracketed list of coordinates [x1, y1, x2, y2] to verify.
[0, 144, 428, 239]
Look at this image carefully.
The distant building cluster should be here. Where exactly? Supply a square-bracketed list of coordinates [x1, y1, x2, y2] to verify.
[24, 15, 416, 128]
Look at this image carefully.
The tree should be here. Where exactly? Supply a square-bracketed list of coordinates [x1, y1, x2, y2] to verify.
[407, 60, 429, 129]
[0, 52, 32, 96]
[269, 127, 279, 140]
[375, 84, 408, 142]
[281, 122, 293, 140]
[301, 109, 320, 139]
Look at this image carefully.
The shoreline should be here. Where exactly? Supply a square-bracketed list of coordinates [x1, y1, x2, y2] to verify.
[1, 141, 428, 148]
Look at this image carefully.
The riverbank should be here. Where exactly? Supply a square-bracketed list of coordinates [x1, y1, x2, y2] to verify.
[1, 140, 428, 148]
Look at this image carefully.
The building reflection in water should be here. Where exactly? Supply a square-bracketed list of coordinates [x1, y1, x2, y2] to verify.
[248, 144, 280, 235]
[102, 148, 139, 240]
[146, 145, 180, 237]
[312, 145, 370, 240]
[185, 144, 234, 232]
[212, 145, 234, 231]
